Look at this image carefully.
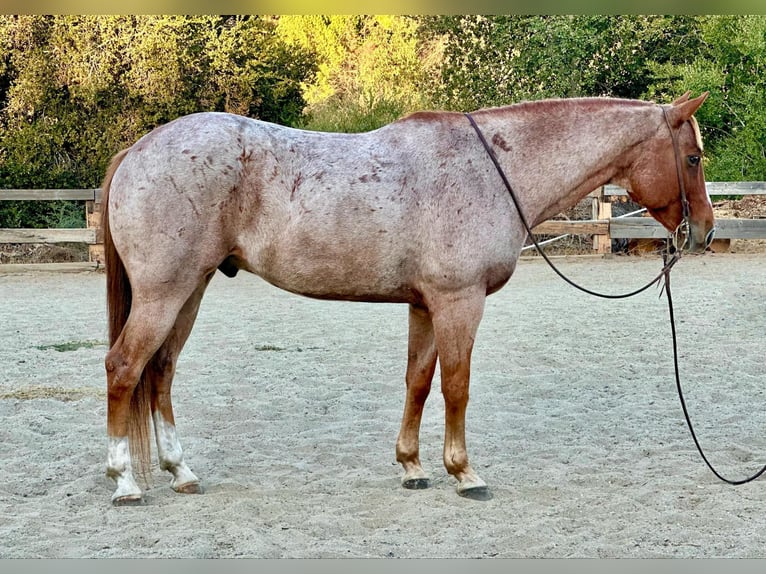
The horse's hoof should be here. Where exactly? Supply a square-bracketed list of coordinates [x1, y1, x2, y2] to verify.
[111, 494, 145, 507]
[402, 477, 431, 490]
[457, 485, 493, 501]
[456, 473, 492, 500]
[173, 481, 204, 495]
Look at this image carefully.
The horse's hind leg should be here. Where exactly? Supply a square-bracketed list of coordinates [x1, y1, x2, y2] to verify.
[146, 275, 213, 495]
[106, 293, 194, 505]
[396, 304, 438, 489]
[429, 287, 488, 498]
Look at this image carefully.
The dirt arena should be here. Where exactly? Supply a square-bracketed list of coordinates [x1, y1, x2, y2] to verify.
[2, 253, 766, 558]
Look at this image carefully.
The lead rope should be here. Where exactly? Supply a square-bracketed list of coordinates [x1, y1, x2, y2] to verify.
[662, 258, 766, 484]
[465, 111, 766, 485]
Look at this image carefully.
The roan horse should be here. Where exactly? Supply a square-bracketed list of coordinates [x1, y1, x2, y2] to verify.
[102, 92, 714, 505]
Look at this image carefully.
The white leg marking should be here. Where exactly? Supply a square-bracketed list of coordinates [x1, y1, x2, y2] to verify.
[106, 436, 142, 502]
[153, 412, 200, 491]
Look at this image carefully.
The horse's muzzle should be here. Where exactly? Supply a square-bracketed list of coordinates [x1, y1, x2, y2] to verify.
[684, 223, 716, 253]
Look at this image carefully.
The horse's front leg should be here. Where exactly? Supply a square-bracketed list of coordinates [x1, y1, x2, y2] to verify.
[396, 304, 438, 489]
[430, 288, 488, 498]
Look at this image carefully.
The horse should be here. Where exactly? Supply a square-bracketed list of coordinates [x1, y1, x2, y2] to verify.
[101, 92, 714, 505]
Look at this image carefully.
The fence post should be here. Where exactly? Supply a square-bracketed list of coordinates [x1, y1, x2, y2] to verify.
[591, 186, 612, 254]
[86, 192, 104, 266]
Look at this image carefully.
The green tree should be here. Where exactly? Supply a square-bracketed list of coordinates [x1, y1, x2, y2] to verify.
[423, 15, 703, 111]
[0, 15, 315, 227]
[648, 16, 766, 180]
[276, 15, 442, 132]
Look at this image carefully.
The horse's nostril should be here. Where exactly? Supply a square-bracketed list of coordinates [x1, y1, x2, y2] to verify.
[705, 227, 716, 248]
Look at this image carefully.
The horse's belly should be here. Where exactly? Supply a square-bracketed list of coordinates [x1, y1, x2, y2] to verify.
[242, 236, 420, 304]
[257, 267, 419, 304]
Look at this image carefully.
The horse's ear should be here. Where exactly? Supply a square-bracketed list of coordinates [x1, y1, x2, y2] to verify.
[667, 91, 709, 127]
[671, 91, 692, 105]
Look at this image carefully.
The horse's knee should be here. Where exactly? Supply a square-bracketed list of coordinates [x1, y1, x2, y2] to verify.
[442, 382, 469, 412]
[405, 377, 432, 403]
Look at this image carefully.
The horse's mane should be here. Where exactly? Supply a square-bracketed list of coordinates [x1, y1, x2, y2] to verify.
[475, 96, 655, 116]
[396, 97, 656, 127]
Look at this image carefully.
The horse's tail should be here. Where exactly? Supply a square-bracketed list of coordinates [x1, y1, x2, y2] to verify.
[103, 149, 131, 347]
[102, 148, 152, 482]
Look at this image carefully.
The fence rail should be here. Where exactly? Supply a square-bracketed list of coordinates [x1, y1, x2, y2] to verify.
[1, 183, 766, 266]
[0, 189, 101, 201]
[0, 189, 104, 266]
[0, 228, 96, 244]
[531, 182, 766, 253]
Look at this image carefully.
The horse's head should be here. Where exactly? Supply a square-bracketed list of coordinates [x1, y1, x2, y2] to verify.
[619, 92, 714, 254]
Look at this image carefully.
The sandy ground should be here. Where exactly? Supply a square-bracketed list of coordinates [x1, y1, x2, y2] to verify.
[2, 253, 766, 558]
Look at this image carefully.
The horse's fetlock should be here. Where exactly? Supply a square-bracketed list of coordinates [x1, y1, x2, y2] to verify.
[159, 452, 183, 470]
[444, 452, 469, 475]
[396, 445, 417, 464]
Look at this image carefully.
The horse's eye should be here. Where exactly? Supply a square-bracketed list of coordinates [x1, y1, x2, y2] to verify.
[687, 155, 701, 167]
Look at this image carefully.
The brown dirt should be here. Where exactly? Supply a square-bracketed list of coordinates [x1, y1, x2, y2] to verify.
[710, 196, 766, 254]
[0, 243, 89, 264]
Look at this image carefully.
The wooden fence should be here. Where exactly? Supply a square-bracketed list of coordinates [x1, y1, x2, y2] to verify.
[529, 181, 766, 254]
[0, 188, 103, 267]
[1, 183, 765, 267]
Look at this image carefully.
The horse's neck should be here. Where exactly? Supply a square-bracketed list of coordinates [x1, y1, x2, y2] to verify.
[477, 100, 659, 226]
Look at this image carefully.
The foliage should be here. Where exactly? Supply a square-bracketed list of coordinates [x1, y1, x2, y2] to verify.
[421, 15, 704, 110]
[0, 15, 315, 227]
[276, 15, 442, 132]
[647, 16, 766, 180]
